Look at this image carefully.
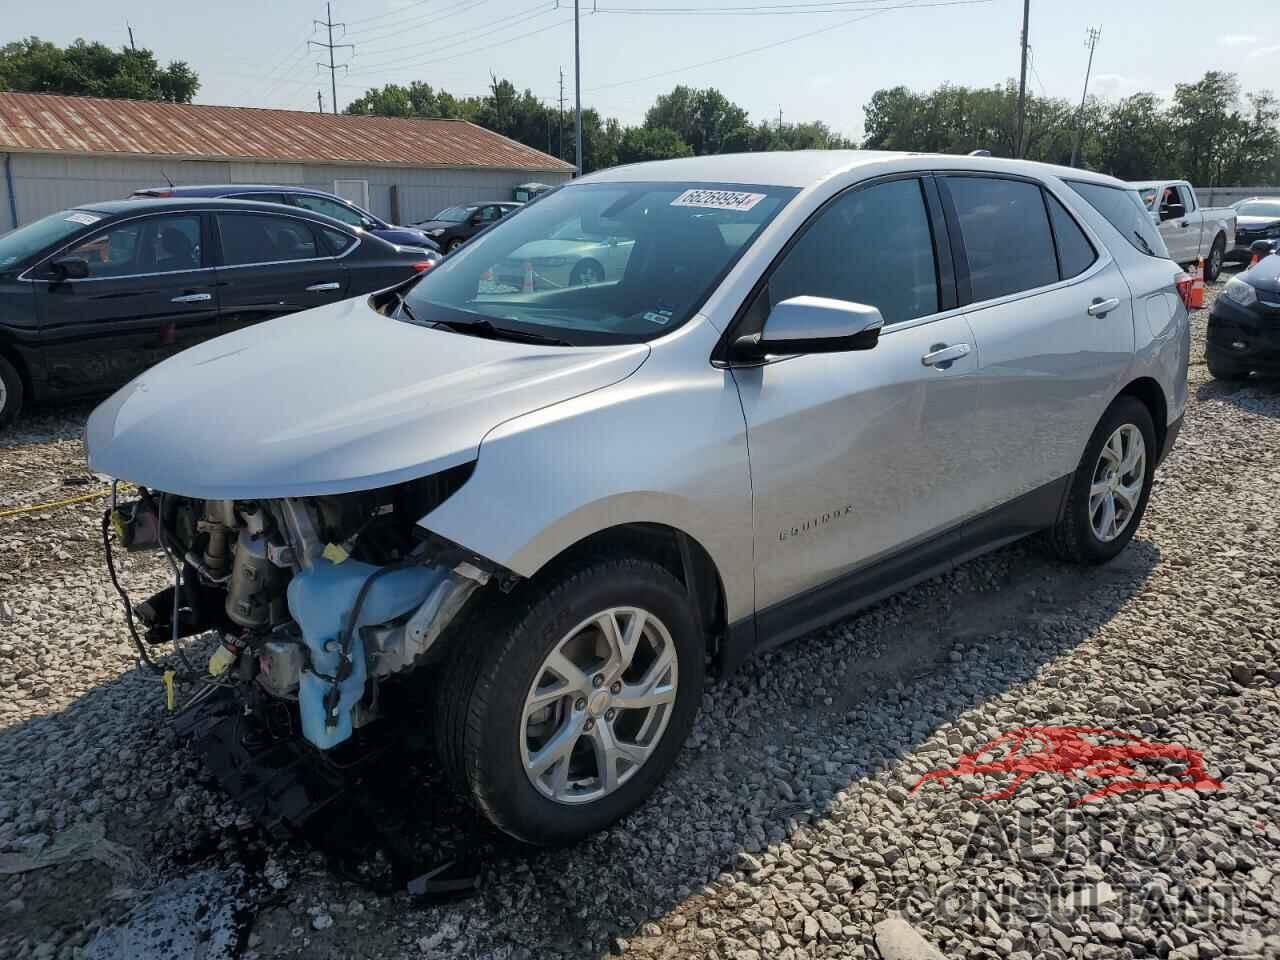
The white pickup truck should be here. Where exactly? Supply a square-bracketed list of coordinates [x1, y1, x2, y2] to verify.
[1130, 180, 1236, 281]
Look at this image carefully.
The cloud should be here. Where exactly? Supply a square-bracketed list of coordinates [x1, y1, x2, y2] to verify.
[1248, 43, 1280, 59]
[1217, 33, 1258, 47]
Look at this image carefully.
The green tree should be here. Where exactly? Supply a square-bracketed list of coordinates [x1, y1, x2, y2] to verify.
[618, 126, 693, 164]
[0, 37, 198, 102]
[644, 85, 750, 156]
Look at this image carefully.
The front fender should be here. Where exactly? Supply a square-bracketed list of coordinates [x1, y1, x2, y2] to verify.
[417, 317, 756, 624]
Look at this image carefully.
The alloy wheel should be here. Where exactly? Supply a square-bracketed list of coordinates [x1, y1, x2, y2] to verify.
[1089, 423, 1146, 542]
[520, 606, 678, 804]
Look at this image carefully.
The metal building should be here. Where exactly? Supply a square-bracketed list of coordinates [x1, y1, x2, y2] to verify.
[0, 92, 574, 230]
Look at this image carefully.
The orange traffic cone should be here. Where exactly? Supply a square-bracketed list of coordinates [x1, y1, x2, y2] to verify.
[521, 261, 535, 293]
[1249, 251, 1261, 267]
[1189, 258, 1205, 309]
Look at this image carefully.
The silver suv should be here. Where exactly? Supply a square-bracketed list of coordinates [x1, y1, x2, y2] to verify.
[88, 152, 1189, 845]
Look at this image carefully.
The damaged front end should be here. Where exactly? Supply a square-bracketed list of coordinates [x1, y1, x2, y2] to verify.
[107, 464, 507, 751]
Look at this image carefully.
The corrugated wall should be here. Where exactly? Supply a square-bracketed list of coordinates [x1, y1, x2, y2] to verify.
[1, 151, 570, 230]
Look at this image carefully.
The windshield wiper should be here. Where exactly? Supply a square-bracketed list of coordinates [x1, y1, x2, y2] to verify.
[392, 290, 423, 325]
[432, 317, 572, 347]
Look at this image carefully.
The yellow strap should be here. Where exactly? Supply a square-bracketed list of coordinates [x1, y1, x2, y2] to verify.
[0, 481, 135, 521]
[162, 670, 177, 712]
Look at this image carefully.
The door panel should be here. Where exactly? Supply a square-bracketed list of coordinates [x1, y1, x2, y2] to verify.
[34, 213, 219, 395]
[962, 261, 1135, 510]
[213, 212, 349, 331]
[737, 314, 982, 612]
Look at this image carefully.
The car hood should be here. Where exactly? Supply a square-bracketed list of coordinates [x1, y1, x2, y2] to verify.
[1237, 215, 1280, 229]
[371, 226, 440, 251]
[415, 220, 462, 232]
[503, 239, 604, 261]
[86, 297, 649, 499]
[1243, 254, 1280, 293]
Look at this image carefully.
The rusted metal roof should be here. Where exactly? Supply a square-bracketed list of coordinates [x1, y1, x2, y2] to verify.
[0, 92, 575, 173]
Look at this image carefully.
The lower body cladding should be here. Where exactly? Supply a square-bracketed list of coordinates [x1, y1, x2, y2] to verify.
[114, 478, 495, 753]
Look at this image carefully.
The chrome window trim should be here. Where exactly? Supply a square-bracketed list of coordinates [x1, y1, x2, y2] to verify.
[17, 207, 360, 282]
[929, 169, 1117, 315]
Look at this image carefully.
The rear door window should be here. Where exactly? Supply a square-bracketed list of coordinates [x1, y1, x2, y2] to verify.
[217, 213, 320, 266]
[1045, 193, 1097, 280]
[290, 194, 365, 226]
[319, 227, 357, 256]
[944, 176, 1058, 302]
[1065, 181, 1170, 259]
[768, 178, 939, 325]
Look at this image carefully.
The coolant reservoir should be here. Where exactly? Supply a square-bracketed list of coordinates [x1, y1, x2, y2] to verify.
[288, 559, 442, 749]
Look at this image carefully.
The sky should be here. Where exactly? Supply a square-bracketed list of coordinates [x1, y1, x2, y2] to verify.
[8, 0, 1280, 142]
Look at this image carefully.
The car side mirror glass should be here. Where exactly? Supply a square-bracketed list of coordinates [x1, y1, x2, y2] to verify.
[731, 295, 883, 363]
[50, 256, 90, 280]
[1161, 203, 1186, 222]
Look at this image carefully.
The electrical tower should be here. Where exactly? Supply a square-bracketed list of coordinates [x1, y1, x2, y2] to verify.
[310, 3, 353, 115]
[1070, 27, 1102, 168]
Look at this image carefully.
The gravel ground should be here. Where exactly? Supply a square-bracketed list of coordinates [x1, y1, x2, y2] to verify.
[2, 269, 1278, 960]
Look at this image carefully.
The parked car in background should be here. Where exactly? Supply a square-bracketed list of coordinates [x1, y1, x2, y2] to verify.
[129, 185, 441, 253]
[1206, 250, 1280, 380]
[484, 216, 637, 290]
[1130, 180, 1236, 280]
[1227, 197, 1280, 263]
[86, 152, 1187, 846]
[0, 198, 437, 427]
[413, 201, 522, 252]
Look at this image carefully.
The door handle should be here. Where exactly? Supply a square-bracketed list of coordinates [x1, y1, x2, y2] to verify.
[170, 292, 212, 303]
[306, 282, 342, 292]
[1087, 297, 1121, 317]
[921, 342, 971, 368]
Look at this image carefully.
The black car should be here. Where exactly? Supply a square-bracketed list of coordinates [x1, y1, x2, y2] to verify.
[130, 184, 441, 253]
[1227, 198, 1280, 263]
[1206, 251, 1280, 380]
[0, 198, 438, 426]
[414, 201, 522, 252]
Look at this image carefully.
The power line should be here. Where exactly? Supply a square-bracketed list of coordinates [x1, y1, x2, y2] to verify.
[344, 3, 558, 74]
[1070, 26, 1101, 168]
[344, 14, 575, 79]
[344, 0, 435, 28]
[311, 2, 355, 113]
[595, 0, 957, 12]
[356, 1, 549, 57]
[587, 0, 989, 93]
[344, 0, 492, 43]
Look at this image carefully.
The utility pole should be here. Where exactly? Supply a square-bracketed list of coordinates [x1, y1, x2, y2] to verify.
[778, 106, 783, 134]
[311, 3, 354, 116]
[317, 90, 325, 113]
[127, 24, 136, 51]
[1014, 0, 1030, 158]
[1070, 27, 1101, 168]
[558, 68, 566, 161]
[574, 0, 583, 176]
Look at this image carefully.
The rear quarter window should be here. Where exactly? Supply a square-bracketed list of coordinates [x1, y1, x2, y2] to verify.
[1066, 181, 1170, 260]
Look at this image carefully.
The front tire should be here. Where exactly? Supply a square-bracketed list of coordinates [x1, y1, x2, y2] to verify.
[0, 353, 24, 431]
[434, 556, 703, 845]
[1205, 236, 1225, 282]
[1045, 396, 1156, 565]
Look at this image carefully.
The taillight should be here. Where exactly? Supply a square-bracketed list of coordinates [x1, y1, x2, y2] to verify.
[1175, 271, 1194, 309]
[412, 260, 436, 273]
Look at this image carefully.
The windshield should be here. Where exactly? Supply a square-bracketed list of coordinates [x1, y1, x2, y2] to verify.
[1238, 201, 1280, 218]
[401, 182, 797, 345]
[434, 205, 477, 223]
[0, 210, 100, 270]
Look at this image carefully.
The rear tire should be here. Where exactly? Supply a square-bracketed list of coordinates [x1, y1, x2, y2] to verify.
[1205, 236, 1225, 282]
[1045, 396, 1156, 565]
[0, 353, 24, 431]
[1207, 351, 1250, 381]
[433, 555, 703, 845]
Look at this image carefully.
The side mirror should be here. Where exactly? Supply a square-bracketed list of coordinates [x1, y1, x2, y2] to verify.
[731, 296, 883, 363]
[50, 257, 90, 280]
[1160, 202, 1186, 222]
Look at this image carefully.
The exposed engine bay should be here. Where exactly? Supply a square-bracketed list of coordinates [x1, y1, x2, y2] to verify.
[106, 463, 507, 750]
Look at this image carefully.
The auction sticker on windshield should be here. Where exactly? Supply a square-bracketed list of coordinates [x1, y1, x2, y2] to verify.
[670, 189, 765, 212]
[64, 212, 102, 226]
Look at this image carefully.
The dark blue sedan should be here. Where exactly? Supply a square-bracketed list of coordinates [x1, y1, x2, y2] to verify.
[129, 184, 441, 253]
